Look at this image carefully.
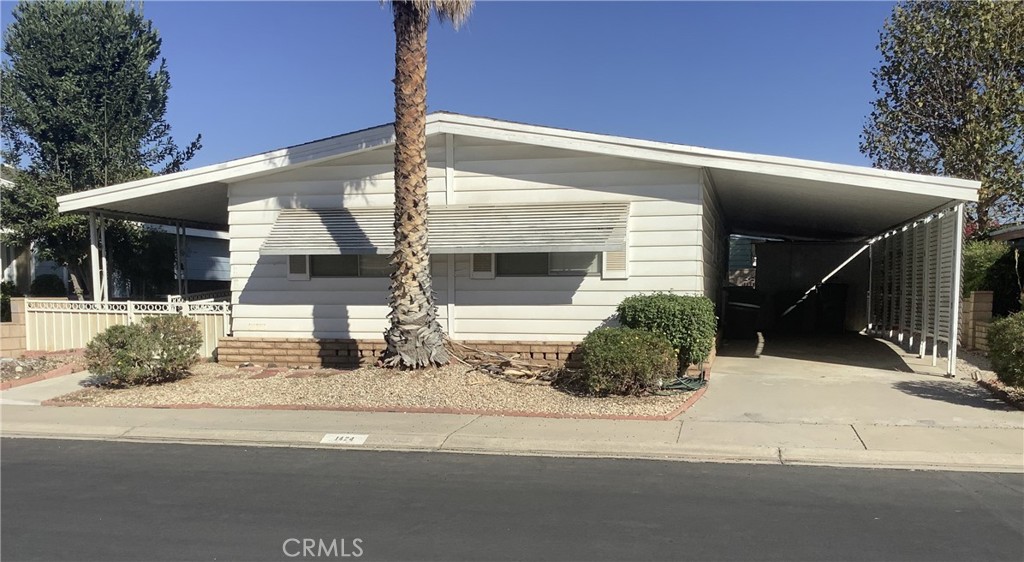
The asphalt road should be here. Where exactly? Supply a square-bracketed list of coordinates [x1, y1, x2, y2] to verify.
[2, 439, 1022, 562]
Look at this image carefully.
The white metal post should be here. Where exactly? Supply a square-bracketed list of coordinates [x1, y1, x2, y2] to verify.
[947, 203, 965, 377]
[99, 215, 109, 301]
[908, 227, 917, 350]
[866, 242, 873, 334]
[919, 220, 931, 358]
[88, 212, 101, 302]
[898, 229, 908, 344]
[175, 223, 183, 296]
[182, 226, 190, 297]
[932, 212, 944, 366]
[883, 235, 892, 337]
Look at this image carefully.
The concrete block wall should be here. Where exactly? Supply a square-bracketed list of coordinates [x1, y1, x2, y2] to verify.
[217, 337, 582, 369]
[1, 298, 26, 358]
[960, 291, 993, 352]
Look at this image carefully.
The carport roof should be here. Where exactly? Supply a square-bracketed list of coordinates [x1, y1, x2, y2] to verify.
[56, 112, 980, 240]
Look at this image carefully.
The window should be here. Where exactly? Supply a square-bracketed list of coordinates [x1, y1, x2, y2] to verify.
[310, 255, 358, 277]
[292, 255, 395, 278]
[549, 252, 600, 275]
[288, 255, 309, 281]
[358, 254, 394, 278]
[495, 252, 600, 277]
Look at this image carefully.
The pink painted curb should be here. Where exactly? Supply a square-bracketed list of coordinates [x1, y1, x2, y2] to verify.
[1, 362, 84, 391]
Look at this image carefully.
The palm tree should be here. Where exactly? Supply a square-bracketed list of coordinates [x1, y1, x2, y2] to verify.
[382, 0, 473, 368]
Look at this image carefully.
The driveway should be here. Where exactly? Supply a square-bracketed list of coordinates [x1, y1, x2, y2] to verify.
[682, 333, 1024, 458]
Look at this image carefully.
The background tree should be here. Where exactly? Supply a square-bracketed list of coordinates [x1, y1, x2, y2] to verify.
[861, 0, 1023, 236]
[381, 0, 472, 369]
[1, 0, 200, 297]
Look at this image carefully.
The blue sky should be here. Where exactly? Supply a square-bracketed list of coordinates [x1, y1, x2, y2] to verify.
[4, 1, 897, 169]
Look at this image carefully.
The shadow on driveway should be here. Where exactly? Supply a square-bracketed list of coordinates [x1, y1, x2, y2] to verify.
[892, 379, 1015, 411]
[719, 333, 916, 373]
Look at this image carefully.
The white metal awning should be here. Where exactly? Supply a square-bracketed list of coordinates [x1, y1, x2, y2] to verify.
[259, 202, 630, 255]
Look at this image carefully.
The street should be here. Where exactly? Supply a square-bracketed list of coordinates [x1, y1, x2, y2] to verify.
[2, 438, 1022, 561]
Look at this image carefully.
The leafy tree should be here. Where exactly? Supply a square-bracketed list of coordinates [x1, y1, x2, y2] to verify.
[381, 0, 473, 369]
[0, 0, 200, 297]
[861, 1, 1024, 235]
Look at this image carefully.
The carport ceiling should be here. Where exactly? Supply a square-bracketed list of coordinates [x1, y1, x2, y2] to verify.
[709, 169, 961, 242]
[65, 182, 228, 230]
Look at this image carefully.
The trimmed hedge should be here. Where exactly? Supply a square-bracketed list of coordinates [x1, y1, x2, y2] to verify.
[85, 315, 202, 386]
[576, 327, 678, 396]
[988, 312, 1024, 388]
[616, 292, 717, 366]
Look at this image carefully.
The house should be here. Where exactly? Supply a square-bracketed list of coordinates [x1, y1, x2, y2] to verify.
[56, 113, 979, 374]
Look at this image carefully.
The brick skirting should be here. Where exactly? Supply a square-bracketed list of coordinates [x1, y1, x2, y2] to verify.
[217, 337, 582, 369]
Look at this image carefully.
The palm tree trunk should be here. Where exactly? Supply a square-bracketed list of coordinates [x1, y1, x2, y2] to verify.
[382, 1, 449, 368]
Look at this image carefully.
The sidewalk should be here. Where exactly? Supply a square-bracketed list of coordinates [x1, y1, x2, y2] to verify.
[2, 371, 1022, 473]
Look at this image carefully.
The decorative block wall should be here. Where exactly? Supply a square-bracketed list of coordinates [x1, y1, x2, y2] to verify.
[216, 337, 582, 369]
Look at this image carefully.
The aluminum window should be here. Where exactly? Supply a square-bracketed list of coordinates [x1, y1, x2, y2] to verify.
[496, 252, 599, 277]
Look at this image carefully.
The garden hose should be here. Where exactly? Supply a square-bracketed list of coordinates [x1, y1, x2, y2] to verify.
[653, 365, 707, 394]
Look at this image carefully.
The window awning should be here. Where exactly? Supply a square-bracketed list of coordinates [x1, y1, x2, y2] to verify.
[260, 202, 630, 255]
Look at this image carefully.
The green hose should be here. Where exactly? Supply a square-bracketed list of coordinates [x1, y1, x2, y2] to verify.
[653, 367, 707, 394]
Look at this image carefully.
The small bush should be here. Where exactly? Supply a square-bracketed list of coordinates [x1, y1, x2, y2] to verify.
[143, 315, 204, 381]
[28, 274, 66, 297]
[988, 312, 1024, 388]
[85, 315, 202, 386]
[85, 324, 155, 386]
[617, 293, 717, 366]
[576, 327, 678, 396]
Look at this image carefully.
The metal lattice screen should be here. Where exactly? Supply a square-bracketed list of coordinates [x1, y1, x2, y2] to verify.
[867, 203, 964, 375]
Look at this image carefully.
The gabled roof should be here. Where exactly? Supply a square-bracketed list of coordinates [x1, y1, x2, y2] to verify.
[56, 112, 981, 238]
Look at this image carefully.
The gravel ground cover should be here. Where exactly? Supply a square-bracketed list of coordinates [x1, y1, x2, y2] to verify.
[0, 352, 82, 383]
[51, 362, 695, 418]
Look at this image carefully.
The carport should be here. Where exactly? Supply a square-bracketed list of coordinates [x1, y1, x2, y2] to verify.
[707, 162, 978, 377]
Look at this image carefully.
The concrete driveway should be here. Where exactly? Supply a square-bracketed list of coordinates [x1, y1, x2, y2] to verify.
[683, 333, 1024, 458]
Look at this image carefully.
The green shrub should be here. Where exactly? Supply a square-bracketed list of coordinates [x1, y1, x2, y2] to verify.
[962, 240, 1023, 316]
[576, 327, 678, 396]
[616, 292, 717, 365]
[28, 274, 66, 297]
[85, 324, 155, 386]
[142, 315, 204, 381]
[1, 281, 21, 323]
[988, 312, 1024, 388]
[85, 315, 202, 386]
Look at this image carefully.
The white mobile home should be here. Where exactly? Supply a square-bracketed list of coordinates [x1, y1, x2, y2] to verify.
[57, 113, 979, 373]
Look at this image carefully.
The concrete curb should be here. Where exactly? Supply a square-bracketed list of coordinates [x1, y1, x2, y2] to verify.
[1, 363, 84, 391]
[977, 379, 1024, 411]
[3, 428, 1020, 473]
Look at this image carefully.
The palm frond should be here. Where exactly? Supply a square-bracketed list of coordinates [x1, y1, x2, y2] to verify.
[384, 0, 474, 29]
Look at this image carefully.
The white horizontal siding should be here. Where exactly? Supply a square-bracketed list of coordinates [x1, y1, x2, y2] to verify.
[227, 136, 706, 341]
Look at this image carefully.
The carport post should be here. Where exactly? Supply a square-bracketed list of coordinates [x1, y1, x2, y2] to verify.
[99, 214, 109, 301]
[866, 243, 873, 334]
[919, 220, 931, 358]
[89, 212, 101, 302]
[174, 222, 184, 296]
[947, 203, 965, 377]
